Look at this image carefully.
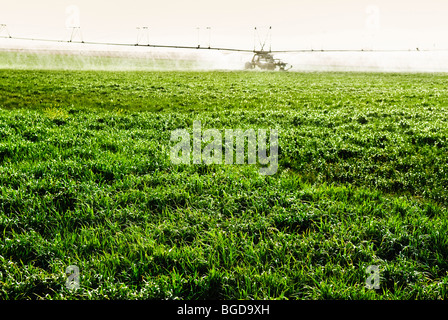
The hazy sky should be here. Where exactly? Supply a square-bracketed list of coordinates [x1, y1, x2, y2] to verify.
[1, 0, 448, 50]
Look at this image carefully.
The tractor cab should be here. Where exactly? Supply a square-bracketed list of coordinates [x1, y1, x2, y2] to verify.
[245, 51, 291, 71]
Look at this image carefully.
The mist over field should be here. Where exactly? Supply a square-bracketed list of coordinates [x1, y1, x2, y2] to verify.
[2, 46, 448, 72]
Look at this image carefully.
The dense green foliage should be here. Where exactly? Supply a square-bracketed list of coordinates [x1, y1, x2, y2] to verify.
[0, 69, 447, 299]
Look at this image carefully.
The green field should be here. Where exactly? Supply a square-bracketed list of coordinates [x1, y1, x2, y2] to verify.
[0, 67, 448, 300]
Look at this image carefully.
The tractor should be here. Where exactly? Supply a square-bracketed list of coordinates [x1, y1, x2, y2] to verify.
[245, 51, 292, 71]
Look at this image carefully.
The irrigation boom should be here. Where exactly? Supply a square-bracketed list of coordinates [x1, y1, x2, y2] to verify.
[1, 25, 445, 71]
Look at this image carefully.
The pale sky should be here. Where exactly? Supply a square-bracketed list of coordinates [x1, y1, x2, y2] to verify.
[1, 0, 448, 51]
